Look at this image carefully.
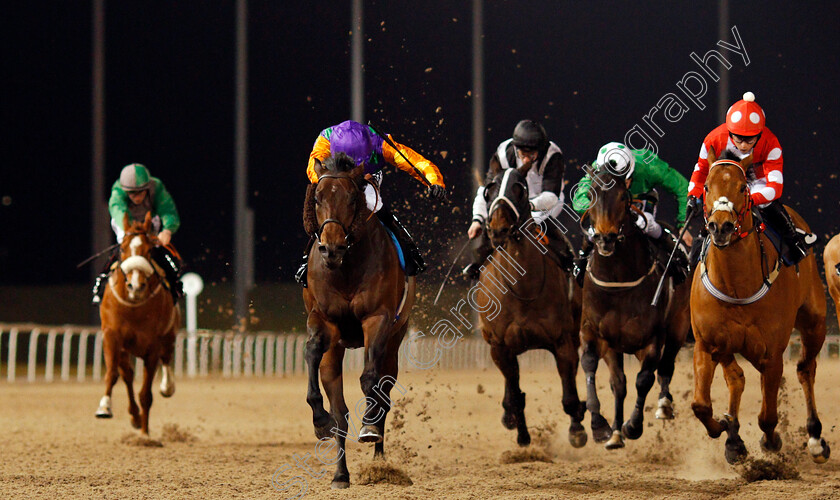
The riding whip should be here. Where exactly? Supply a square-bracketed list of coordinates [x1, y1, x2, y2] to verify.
[367, 121, 432, 188]
[76, 242, 120, 269]
[651, 210, 697, 306]
[433, 238, 472, 305]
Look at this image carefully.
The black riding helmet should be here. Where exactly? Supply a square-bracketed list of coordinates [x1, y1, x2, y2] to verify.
[512, 120, 548, 152]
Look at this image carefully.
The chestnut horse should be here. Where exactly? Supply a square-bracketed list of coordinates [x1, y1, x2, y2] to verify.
[691, 157, 829, 464]
[95, 212, 179, 437]
[478, 168, 587, 448]
[302, 154, 415, 489]
[580, 170, 690, 450]
[823, 234, 840, 333]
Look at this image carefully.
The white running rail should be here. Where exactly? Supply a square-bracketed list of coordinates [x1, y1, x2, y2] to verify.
[0, 323, 837, 383]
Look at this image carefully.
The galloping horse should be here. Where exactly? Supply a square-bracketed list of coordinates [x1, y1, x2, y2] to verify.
[96, 212, 179, 437]
[478, 169, 587, 448]
[691, 156, 829, 464]
[823, 234, 840, 334]
[580, 171, 690, 450]
[303, 153, 415, 489]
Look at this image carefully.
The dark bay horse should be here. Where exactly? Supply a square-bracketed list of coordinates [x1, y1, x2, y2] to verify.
[478, 168, 587, 448]
[302, 154, 415, 489]
[96, 212, 179, 437]
[691, 157, 829, 464]
[580, 171, 690, 450]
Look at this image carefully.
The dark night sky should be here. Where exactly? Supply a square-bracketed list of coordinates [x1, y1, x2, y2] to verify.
[2, 1, 839, 286]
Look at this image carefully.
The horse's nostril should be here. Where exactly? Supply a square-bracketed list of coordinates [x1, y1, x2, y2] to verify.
[722, 221, 735, 233]
[318, 245, 328, 255]
[336, 245, 348, 253]
[708, 222, 718, 233]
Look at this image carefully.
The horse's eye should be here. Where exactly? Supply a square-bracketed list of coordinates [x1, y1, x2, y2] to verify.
[740, 184, 747, 193]
[314, 197, 321, 206]
[704, 185, 708, 192]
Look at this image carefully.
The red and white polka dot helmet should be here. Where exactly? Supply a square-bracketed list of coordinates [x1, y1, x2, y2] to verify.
[726, 91, 765, 136]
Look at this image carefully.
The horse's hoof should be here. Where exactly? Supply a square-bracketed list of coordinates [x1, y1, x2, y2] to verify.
[724, 437, 748, 465]
[622, 419, 644, 441]
[130, 416, 142, 429]
[359, 425, 384, 444]
[159, 383, 175, 398]
[331, 480, 350, 489]
[502, 411, 517, 430]
[517, 431, 531, 447]
[314, 416, 336, 440]
[605, 430, 625, 450]
[760, 432, 782, 453]
[96, 396, 112, 418]
[655, 397, 674, 420]
[809, 437, 830, 464]
[568, 427, 588, 448]
[590, 413, 612, 443]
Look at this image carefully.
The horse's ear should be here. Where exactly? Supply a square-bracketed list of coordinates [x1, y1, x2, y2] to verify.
[350, 164, 364, 179]
[143, 211, 152, 231]
[707, 146, 717, 166]
[122, 213, 131, 231]
[313, 158, 326, 179]
[741, 153, 753, 171]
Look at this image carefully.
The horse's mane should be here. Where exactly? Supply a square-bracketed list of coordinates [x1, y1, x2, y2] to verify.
[302, 153, 371, 236]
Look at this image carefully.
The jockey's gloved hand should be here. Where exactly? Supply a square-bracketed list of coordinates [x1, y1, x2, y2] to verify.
[686, 195, 702, 218]
[428, 184, 447, 200]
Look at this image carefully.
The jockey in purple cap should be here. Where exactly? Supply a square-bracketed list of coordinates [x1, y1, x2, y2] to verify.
[296, 120, 446, 285]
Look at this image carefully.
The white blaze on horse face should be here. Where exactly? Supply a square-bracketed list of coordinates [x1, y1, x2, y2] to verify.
[129, 235, 143, 256]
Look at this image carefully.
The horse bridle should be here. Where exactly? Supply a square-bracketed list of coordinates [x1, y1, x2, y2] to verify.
[703, 159, 756, 242]
[313, 174, 364, 248]
[485, 172, 529, 241]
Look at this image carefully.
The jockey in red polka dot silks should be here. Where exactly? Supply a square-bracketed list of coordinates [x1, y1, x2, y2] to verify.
[685, 91, 817, 264]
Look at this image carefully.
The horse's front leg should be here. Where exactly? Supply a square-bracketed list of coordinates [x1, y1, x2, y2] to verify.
[691, 340, 726, 439]
[622, 340, 661, 440]
[305, 311, 337, 439]
[581, 337, 611, 443]
[96, 330, 120, 419]
[553, 339, 587, 448]
[320, 346, 351, 489]
[490, 343, 530, 446]
[603, 348, 627, 450]
[358, 312, 392, 444]
[117, 349, 141, 429]
[139, 355, 159, 437]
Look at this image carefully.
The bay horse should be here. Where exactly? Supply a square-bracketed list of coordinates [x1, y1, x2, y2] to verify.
[580, 170, 690, 450]
[95, 212, 180, 437]
[302, 153, 415, 489]
[691, 156, 829, 464]
[478, 168, 587, 448]
[823, 234, 840, 333]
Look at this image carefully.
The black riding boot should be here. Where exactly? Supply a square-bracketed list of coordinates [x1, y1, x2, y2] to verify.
[760, 200, 815, 265]
[295, 236, 315, 288]
[91, 250, 118, 305]
[152, 247, 183, 303]
[572, 237, 594, 287]
[377, 206, 425, 276]
[462, 229, 493, 280]
[688, 228, 706, 267]
[651, 228, 689, 285]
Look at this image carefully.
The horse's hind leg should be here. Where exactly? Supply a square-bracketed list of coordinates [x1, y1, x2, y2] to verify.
[117, 350, 141, 429]
[655, 333, 681, 420]
[622, 341, 661, 441]
[490, 344, 530, 446]
[721, 355, 748, 464]
[553, 342, 587, 448]
[159, 331, 176, 398]
[796, 309, 830, 463]
[582, 339, 611, 443]
[139, 356, 159, 436]
[305, 313, 337, 439]
[370, 331, 407, 460]
[96, 331, 119, 419]
[320, 346, 350, 489]
[602, 348, 627, 450]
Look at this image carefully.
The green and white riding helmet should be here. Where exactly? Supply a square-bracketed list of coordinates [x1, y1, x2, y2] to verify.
[119, 163, 152, 192]
[595, 142, 635, 179]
